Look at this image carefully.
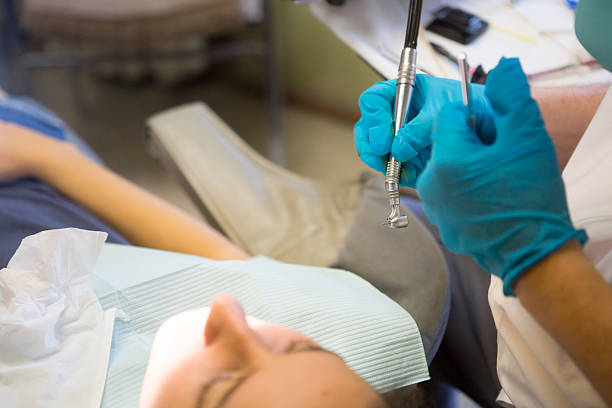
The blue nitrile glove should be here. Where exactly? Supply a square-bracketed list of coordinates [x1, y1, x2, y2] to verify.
[354, 74, 488, 187]
[416, 58, 588, 296]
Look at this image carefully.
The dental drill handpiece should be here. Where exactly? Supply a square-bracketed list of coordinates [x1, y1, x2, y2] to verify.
[384, 0, 423, 229]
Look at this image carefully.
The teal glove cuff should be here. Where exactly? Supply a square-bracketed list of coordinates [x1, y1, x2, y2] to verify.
[502, 229, 588, 296]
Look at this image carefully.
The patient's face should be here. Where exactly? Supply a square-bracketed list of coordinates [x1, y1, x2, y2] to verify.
[140, 294, 384, 408]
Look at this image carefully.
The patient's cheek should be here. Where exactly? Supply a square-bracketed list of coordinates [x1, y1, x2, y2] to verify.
[142, 311, 216, 408]
[157, 309, 210, 356]
[144, 309, 211, 387]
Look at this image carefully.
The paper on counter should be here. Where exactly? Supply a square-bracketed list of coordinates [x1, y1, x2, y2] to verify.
[424, 0, 577, 75]
[513, 0, 575, 33]
[310, 0, 449, 78]
[310, 0, 603, 84]
[0, 228, 118, 408]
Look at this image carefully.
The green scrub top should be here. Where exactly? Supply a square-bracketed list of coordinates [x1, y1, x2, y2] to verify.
[575, 0, 612, 71]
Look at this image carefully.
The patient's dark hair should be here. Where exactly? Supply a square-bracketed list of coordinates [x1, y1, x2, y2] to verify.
[381, 385, 433, 408]
[370, 396, 391, 408]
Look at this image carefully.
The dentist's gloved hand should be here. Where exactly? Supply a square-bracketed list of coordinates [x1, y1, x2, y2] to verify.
[354, 74, 488, 187]
[416, 58, 588, 296]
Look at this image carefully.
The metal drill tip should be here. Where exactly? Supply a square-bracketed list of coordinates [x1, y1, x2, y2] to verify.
[383, 215, 410, 229]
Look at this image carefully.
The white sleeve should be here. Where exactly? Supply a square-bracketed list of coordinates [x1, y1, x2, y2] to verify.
[564, 84, 612, 264]
[490, 84, 612, 408]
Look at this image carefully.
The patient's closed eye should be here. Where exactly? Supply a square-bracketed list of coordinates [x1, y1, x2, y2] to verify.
[197, 342, 341, 408]
[284, 340, 343, 361]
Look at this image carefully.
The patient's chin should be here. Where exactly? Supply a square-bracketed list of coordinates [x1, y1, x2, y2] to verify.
[0, 89, 6, 98]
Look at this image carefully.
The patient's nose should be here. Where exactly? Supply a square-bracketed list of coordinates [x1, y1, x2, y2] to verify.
[204, 294, 270, 360]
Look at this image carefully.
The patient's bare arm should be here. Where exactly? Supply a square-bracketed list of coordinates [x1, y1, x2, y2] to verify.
[533, 83, 609, 169]
[0, 120, 250, 260]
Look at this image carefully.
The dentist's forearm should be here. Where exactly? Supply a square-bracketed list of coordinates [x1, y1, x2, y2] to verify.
[515, 240, 612, 406]
[532, 84, 609, 169]
[34, 143, 249, 260]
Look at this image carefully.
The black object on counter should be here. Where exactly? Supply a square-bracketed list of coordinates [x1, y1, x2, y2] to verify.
[426, 6, 488, 45]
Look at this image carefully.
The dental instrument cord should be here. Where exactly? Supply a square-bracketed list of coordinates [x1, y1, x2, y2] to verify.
[384, 0, 423, 229]
[404, 0, 423, 48]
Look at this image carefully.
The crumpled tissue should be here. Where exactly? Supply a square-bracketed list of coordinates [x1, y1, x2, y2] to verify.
[0, 228, 118, 408]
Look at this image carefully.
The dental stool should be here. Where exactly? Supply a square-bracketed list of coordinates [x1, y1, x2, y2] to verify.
[146, 102, 450, 366]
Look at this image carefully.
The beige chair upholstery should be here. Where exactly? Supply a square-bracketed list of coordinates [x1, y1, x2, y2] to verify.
[146, 102, 363, 267]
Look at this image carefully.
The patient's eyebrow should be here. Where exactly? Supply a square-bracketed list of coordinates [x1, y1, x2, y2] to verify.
[196, 344, 340, 408]
[195, 372, 246, 408]
[208, 372, 251, 408]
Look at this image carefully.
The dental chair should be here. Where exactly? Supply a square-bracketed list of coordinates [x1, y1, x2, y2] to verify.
[146, 102, 362, 267]
[145, 102, 450, 369]
[21, 0, 259, 43]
